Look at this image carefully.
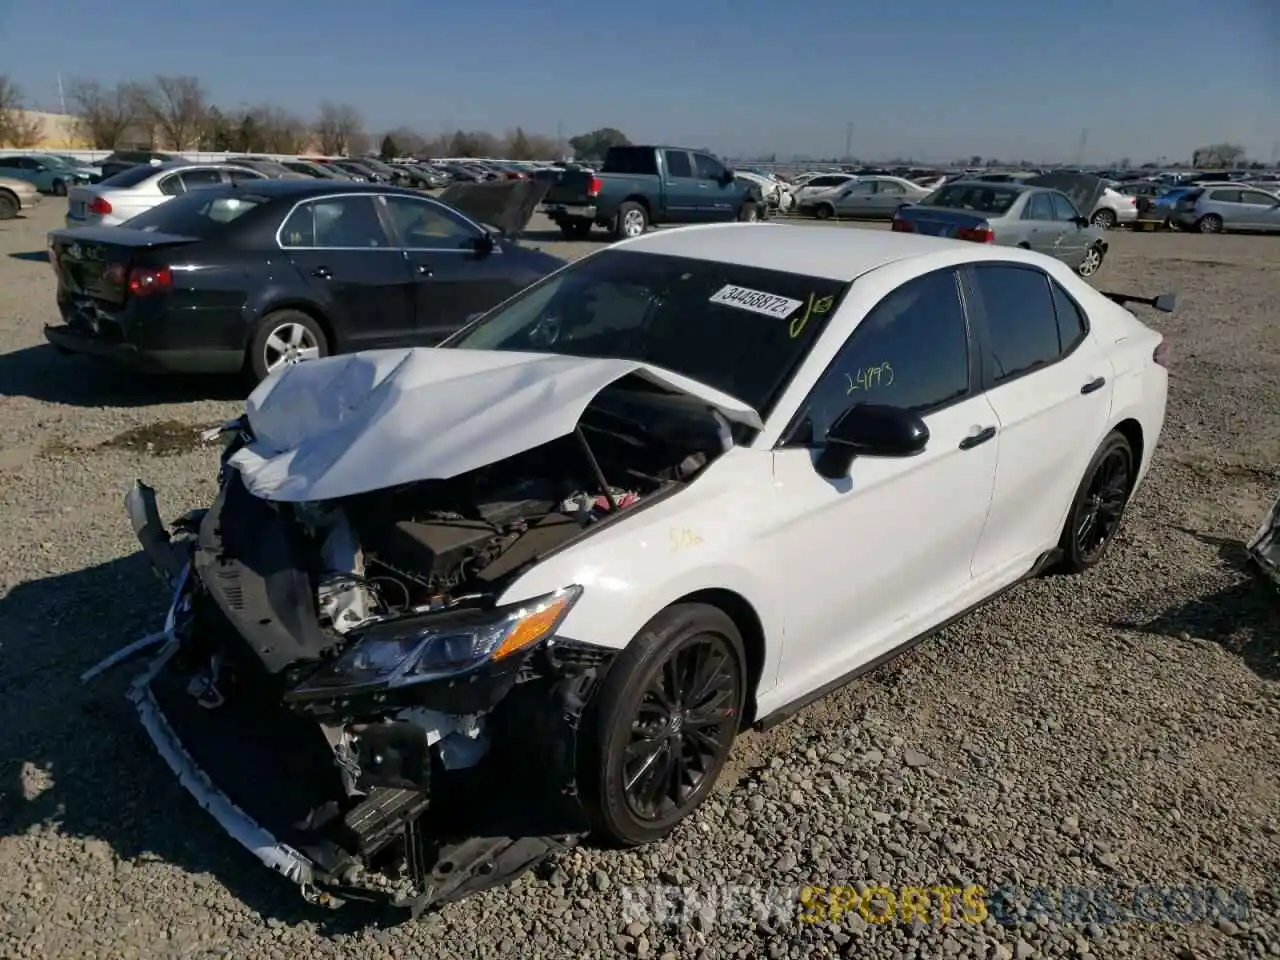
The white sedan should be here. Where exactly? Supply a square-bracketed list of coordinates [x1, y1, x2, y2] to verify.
[98, 223, 1171, 911]
[65, 162, 269, 227]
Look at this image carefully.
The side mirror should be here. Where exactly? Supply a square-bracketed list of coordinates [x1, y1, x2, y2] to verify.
[1073, 216, 1090, 228]
[471, 232, 497, 256]
[815, 404, 929, 479]
[720, 169, 736, 185]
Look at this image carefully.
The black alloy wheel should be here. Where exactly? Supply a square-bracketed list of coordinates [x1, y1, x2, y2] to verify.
[623, 633, 741, 822]
[581, 603, 745, 846]
[1059, 431, 1133, 572]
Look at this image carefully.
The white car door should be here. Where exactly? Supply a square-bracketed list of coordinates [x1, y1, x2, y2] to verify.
[965, 263, 1114, 578]
[767, 267, 1000, 697]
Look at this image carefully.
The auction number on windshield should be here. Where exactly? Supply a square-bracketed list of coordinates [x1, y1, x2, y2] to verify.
[845, 362, 895, 394]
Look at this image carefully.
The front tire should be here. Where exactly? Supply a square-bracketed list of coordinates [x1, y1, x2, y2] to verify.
[580, 603, 745, 846]
[247, 309, 329, 383]
[1077, 243, 1105, 277]
[1057, 431, 1134, 573]
[813, 203, 834, 220]
[52, 179, 68, 197]
[738, 203, 760, 222]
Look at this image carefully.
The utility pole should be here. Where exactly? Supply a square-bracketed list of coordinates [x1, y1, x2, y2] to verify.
[1075, 128, 1089, 166]
[57, 72, 67, 114]
[844, 122, 853, 162]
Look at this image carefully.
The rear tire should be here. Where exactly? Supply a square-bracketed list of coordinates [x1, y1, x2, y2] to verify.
[579, 603, 745, 846]
[813, 203, 834, 220]
[0, 191, 18, 220]
[1057, 431, 1134, 573]
[1091, 207, 1116, 230]
[52, 179, 68, 197]
[247, 309, 329, 384]
[1197, 214, 1223, 234]
[613, 201, 648, 241]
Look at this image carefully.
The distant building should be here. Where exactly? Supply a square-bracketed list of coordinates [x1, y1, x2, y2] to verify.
[7, 110, 155, 150]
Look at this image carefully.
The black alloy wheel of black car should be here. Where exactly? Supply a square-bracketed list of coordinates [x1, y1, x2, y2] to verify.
[580, 603, 745, 846]
[1058, 431, 1134, 572]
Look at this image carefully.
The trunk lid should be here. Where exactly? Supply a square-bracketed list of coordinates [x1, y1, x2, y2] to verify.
[891, 204, 992, 239]
[50, 227, 197, 303]
[542, 169, 599, 206]
[436, 178, 552, 237]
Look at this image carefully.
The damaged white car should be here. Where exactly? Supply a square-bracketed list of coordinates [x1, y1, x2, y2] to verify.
[95, 222, 1174, 915]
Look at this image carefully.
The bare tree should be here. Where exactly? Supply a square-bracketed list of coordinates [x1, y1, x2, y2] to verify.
[0, 75, 44, 148]
[67, 78, 145, 149]
[315, 102, 365, 156]
[140, 75, 209, 150]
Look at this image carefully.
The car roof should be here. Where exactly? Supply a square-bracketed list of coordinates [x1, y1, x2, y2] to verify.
[618, 222, 1008, 282]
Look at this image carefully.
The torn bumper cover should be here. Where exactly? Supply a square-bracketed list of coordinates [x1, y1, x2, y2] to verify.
[1247, 495, 1280, 588]
[98, 484, 617, 915]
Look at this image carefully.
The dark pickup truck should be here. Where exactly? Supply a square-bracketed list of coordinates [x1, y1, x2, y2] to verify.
[541, 145, 767, 241]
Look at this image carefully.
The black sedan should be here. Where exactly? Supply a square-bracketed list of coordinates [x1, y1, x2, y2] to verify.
[44, 179, 566, 383]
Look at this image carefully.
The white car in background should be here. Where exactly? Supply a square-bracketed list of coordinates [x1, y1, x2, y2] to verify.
[1090, 186, 1139, 230]
[65, 162, 269, 227]
[102, 221, 1172, 912]
[733, 171, 793, 211]
[789, 172, 858, 205]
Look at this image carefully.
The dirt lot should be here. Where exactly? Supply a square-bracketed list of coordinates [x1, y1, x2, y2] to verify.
[0, 200, 1276, 960]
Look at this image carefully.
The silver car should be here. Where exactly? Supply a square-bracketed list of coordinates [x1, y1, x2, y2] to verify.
[1170, 183, 1280, 233]
[801, 175, 933, 220]
[891, 178, 1109, 277]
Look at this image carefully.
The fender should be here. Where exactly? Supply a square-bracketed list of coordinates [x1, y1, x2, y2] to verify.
[242, 285, 339, 351]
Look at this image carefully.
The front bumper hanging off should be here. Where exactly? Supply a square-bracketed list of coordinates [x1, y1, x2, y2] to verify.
[85, 482, 615, 917]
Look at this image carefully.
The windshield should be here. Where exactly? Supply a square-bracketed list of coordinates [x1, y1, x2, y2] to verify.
[443, 249, 850, 418]
[121, 189, 269, 237]
[99, 164, 164, 188]
[923, 183, 1020, 214]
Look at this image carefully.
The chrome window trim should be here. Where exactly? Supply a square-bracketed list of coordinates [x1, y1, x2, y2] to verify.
[274, 190, 492, 253]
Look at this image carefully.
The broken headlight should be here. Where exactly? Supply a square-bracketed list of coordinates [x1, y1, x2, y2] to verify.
[287, 586, 582, 699]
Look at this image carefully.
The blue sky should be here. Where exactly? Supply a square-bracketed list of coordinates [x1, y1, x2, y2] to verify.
[2, 0, 1277, 163]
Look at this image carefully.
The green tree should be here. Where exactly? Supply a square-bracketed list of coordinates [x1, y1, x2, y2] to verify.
[568, 127, 629, 161]
[380, 133, 399, 159]
[506, 127, 532, 160]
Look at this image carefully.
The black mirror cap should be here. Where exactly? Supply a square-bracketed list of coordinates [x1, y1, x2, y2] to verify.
[816, 403, 929, 478]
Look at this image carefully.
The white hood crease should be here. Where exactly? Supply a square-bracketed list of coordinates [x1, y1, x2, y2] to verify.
[229, 347, 763, 503]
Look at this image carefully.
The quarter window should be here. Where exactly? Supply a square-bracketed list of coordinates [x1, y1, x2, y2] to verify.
[1050, 281, 1087, 354]
[311, 196, 390, 248]
[971, 265, 1061, 382]
[791, 269, 970, 443]
[158, 174, 185, 196]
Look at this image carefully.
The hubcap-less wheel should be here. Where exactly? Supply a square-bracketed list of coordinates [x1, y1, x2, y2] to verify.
[623, 634, 740, 822]
[263, 321, 321, 373]
[621, 208, 646, 238]
[1073, 447, 1131, 562]
[1077, 246, 1103, 276]
[1091, 208, 1115, 229]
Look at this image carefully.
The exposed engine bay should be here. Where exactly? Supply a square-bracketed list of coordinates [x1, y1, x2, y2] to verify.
[100, 377, 735, 915]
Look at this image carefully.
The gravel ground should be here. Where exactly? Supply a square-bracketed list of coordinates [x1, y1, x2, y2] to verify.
[0, 201, 1277, 960]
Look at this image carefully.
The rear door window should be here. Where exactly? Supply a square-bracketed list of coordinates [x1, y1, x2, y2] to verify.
[1024, 192, 1055, 220]
[180, 168, 225, 191]
[1208, 189, 1242, 203]
[971, 264, 1062, 383]
[663, 150, 693, 178]
[311, 196, 391, 248]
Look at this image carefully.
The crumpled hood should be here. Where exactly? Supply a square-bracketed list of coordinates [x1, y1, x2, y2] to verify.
[229, 348, 763, 502]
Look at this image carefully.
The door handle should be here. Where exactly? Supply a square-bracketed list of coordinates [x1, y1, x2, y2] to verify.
[414, 263, 432, 277]
[310, 266, 332, 280]
[1080, 376, 1106, 395]
[958, 426, 997, 450]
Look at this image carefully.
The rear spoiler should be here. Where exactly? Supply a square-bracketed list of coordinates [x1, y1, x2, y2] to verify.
[1101, 291, 1176, 313]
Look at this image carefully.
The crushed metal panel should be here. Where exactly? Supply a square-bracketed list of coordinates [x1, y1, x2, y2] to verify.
[230, 348, 762, 503]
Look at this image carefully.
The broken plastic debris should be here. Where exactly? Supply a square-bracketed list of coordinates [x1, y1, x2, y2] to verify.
[80, 631, 168, 683]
